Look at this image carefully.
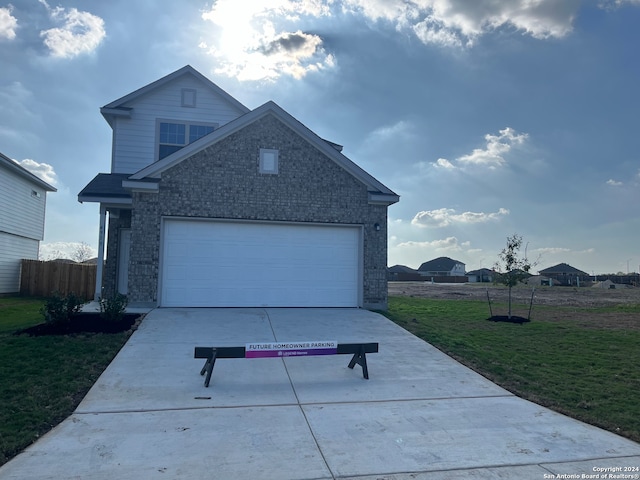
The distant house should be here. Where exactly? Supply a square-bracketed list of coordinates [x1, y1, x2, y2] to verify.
[0, 152, 56, 294]
[388, 265, 422, 281]
[418, 257, 466, 277]
[538, 263, 590, 286]
[467, 268, 494, 283]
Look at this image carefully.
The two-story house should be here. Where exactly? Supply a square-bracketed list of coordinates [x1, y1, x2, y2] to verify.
[0, 152, 56, 294]
[418, 257, 466, 278]
[79, 66, 399, 309]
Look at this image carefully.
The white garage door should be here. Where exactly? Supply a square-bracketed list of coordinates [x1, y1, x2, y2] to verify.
[160, 220, 361, 307]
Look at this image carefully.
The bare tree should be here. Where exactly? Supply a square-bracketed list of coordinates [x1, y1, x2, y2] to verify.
[70, 242, 94, 263]
[494, 234, 538, 319]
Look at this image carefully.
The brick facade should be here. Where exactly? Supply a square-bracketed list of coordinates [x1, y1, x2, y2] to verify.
[109, 114, 390, 309]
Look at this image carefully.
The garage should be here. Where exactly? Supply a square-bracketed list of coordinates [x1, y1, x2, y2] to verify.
[160, 219, 362, 307]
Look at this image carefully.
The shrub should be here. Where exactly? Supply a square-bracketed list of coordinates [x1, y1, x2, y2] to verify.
[99, 294, 128, 322]
[41, 292, 84, 325]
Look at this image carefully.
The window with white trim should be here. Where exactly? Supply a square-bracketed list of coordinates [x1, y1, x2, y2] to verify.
[158, 121, 216, 160]
[259, 148, 279, 174]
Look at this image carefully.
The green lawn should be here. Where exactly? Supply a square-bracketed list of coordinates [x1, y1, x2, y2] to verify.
[385, 296, 640, 443]
[0, 296, 130, 466]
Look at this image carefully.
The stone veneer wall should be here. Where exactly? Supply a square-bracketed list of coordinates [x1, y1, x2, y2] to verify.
[127, 114, 389, 309]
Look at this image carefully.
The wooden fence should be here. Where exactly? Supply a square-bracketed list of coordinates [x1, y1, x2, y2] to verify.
[20, 260, 96, 299]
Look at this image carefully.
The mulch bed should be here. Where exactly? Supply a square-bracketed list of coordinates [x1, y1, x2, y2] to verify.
[487, 315, 530, 324]
[18, 313, 141, 336]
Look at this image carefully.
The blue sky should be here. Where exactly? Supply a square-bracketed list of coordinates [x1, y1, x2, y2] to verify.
[1, 0, 639, 275]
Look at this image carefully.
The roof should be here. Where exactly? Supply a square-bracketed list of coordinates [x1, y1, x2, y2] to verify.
[538, 263, 588, 275]
[418, 257, 465, 272]
[100, 65, 250, 127]
[467, 268, 494, 275]
[388, 265, 419, 274]
[127, 100, 399, 205]
[0, 152, 57, 192]
[78, 173, 133, 204]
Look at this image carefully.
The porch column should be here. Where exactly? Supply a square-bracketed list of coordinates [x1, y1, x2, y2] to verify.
[94, 205, 107, 300]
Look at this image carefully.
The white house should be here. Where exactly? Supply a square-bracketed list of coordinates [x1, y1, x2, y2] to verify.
[0, 152, 56, 294]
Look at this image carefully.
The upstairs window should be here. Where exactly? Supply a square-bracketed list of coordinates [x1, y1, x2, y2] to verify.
[158, 122, 216, 160]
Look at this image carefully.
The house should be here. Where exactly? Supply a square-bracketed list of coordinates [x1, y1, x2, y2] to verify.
[78, 66, 399, 309]
[388, 265, 422, 281]
[467, 268, 494, 283]
[538, 263, 590, 286]
[0, 152, 56, 294]
[418, 257, 466, 278]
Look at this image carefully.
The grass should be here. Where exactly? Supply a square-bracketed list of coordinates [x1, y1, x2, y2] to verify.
[385, 296, 640, 443]
[0, 296, 131, 466]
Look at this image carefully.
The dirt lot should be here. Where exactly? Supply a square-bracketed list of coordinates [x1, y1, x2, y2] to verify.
[388, 282, 640, 330]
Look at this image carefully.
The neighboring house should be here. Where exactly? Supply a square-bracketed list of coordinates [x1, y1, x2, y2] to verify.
[467, 268, 494, 283]
[418, 257, 466, 277]
[538, 263, 590, 286]
[79, 65, 399, 309]
[388, 265, 422, 281]
[0, 152, 56, 294]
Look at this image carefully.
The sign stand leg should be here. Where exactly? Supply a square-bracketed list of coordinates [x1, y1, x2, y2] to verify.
[200, 349, 218, 387]
[347, 345, 369, 379]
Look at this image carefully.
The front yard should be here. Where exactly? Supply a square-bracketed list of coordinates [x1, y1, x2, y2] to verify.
[0, 296, 131, 466]
[385, 295, 640, 443]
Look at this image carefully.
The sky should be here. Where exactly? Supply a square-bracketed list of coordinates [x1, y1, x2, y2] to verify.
[1, 0, 639, 275]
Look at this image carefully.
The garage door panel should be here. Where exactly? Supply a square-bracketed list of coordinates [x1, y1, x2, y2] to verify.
[161, 220, 360, 307]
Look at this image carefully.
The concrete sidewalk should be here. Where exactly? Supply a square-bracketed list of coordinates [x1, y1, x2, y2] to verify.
[1, 308, 638, 479]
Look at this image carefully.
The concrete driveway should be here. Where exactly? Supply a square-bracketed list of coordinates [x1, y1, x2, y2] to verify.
[1, 308, 639, 479]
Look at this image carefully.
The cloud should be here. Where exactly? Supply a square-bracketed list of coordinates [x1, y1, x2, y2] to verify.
[606, 179, 623, 186]
[599, 0, 640, 9]
[411, 207, 510, 228]
[397, 236, 470, 252]
[343, 0, 580, 48]
[434, 158, 456, 169]
[39, 241, 96, 261]
[0, 6, 17, 40]
[200, 0, 334, 81]
[15, 158, 59, 186]
[456, 127, 528, 168]
[39, 1, 106, 58]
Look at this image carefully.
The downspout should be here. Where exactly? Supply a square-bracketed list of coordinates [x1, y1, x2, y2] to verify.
[94, 205, 107, 300]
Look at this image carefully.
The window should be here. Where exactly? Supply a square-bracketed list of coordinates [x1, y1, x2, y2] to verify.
[181, 89, 197, 108]
[259, 148, 279, 174]
[158, 122, 216, 160]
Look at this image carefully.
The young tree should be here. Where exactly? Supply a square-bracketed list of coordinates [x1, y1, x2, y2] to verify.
[494, 234, 537, 319]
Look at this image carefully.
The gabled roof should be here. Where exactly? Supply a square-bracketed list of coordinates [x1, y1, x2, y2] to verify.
[388, 265, 419, 274]
[100, 65, 250, 126]
[127, 100, 399, 205]
[418, 256, 465, 272]
[0, 152, 57, 192]
[539, 263, 588, 275]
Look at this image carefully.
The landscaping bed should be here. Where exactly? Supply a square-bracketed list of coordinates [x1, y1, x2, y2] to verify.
[18, 312, 141, 336]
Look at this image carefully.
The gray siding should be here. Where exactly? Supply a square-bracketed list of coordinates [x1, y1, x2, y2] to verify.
[0, 164, 47, 241]
[122, 114, 389, 309]
[0, 232, 38, 294]
[111, 76, 246, 174]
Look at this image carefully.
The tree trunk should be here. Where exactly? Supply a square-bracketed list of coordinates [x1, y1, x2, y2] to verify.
[508, 286, 512, 319]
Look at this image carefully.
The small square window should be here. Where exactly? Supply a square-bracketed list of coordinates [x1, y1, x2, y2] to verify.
[259, 149, 279, 174]
[181, 89, 197, 108]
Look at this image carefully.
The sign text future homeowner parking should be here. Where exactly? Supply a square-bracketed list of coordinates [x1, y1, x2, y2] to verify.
[246, 341, 338, 358]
